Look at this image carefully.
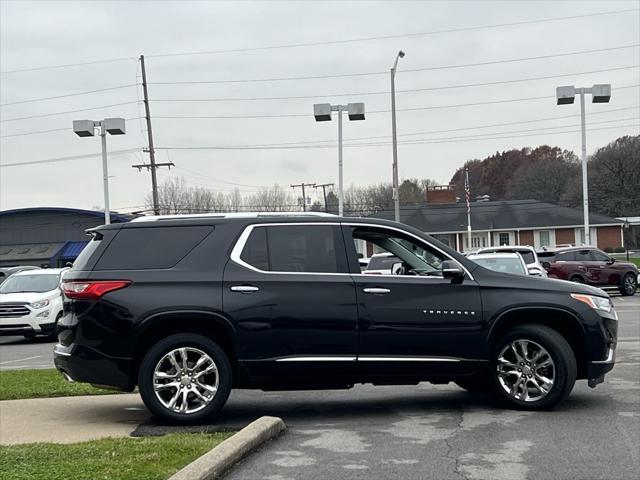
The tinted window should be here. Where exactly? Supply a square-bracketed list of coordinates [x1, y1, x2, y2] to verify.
[240, 227, 269, 271]
[574, 250, 592, 262]
[367, 255, 400, 271]
[266, 225, 342, 273]
[95, 226, 213, 270]
[72, 236, 102, 271]
[557, 251, 577, 261]
[590, 250, 610, 262]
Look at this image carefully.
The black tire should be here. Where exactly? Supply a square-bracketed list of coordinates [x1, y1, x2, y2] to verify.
[138, 333, 232, 424]
[491, 324, 576, 411]
[454, 375, 491, 392]
[619, 273, 638, 296]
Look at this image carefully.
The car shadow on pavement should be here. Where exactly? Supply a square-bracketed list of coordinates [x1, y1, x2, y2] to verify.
[131, 386, 608, 436]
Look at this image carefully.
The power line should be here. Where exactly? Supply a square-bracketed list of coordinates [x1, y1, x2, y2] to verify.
[2, 8, 634, 74]
[144, 8, 638, 59]
[0, 101, 140, 122]
[0, 116, 144, 138]
[1, 56, 138, 75]
[0, 148, 140, 168]
[149, 44, 639, 85]
[153, 117, 640, 151]
[150, 65, 640, 103]
[0, 84, 138, 107]
[151, 84, 639, 120]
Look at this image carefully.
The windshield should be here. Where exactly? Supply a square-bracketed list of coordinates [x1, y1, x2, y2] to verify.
[0, 274, 60, 294]
[472, 257, 526, 275]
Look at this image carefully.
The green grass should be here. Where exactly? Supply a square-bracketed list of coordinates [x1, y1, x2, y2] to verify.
[0, 432, 233, 480]
[0, 368, 120, 401]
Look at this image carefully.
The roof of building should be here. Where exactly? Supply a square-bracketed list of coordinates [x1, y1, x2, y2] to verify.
[0, 207, 133, 223]
[372, 199, 623, 233]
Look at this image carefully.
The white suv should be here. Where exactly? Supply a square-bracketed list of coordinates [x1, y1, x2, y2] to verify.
[0, 268, 68, 339]
[475, 245, 547, 277]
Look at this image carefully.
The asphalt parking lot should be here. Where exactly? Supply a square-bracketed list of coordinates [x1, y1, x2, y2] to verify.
[1, 295, 639, 479]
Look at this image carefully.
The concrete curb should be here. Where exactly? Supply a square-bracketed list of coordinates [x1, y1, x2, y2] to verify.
[168, 416, 286, 480]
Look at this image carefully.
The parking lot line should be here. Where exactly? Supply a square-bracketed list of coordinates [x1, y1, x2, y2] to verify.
[0, 356, 41, 365]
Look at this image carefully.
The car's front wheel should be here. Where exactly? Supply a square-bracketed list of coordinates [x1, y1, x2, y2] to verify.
[619, 273, 638, 296]
[138, 333, 232, 424]
[492, 325, 576, 410]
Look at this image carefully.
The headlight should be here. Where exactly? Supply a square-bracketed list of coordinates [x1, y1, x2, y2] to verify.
[571, 293, 612, 313]
[30, 299, 50, 309]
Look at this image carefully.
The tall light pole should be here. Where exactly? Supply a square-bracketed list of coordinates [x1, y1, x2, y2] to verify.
[73, 118, 126, 225]
[391, 50, 405, 223]
[313, 102, 365, 216]
[556, 84, 611, 246]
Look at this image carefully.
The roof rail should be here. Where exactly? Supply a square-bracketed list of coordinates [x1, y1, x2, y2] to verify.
[130, 211, 337, 223]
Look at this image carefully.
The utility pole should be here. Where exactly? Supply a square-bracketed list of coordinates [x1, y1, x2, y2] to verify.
[465, 167, 472, 251]
[290, 183, 316, 212]
[314, 183, 334, 213]
[139, 54, 160, 216]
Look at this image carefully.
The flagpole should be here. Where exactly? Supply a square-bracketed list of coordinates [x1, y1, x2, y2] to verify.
[465, 167, 472, 251]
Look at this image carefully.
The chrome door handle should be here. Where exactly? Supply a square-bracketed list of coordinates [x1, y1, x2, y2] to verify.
[363, 287, 391, 294]
[230, 285, 259, 293]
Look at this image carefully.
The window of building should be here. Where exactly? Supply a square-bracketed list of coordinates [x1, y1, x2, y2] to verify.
[498, 233, 510, 246]
[539, 231, 551, 247]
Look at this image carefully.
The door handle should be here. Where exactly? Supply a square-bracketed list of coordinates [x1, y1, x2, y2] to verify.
[363, 287, 391, 295]
[230, 285, 259, 293]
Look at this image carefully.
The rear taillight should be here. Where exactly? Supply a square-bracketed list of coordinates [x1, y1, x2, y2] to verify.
[62, 280, 131, 300]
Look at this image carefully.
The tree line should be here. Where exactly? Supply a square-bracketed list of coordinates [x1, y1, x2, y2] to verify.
[146, 135, 639, 218]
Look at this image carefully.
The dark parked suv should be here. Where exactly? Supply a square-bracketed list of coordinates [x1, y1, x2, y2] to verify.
[538, 246, 638, 296]
[55, 214, 617, 423]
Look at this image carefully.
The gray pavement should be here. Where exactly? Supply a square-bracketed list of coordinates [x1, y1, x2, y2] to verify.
[0, 336, 56, 370]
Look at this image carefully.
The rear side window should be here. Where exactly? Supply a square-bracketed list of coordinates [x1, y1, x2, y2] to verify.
[239, 225, 346, 273]
[72, 235, 102, 271]
[95, 226, 213, 270]
[557, 251, 577, 261]
[518, 251, 535, 264]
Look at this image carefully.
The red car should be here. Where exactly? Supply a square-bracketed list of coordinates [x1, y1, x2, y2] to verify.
[538, 247, 638, 296]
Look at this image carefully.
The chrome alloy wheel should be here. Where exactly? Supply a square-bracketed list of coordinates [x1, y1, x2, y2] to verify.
[153, 347, 219, 414]
[496, 339, 555, 402]
[624, 275, 637, 295]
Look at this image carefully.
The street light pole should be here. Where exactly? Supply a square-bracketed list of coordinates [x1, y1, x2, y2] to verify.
[313, 102, 365, 217]
[391, 50, 405, 223]
[73, 118, 126, 226]
[99, 124, 111, 224]
[578, 89, 589, 246]
[556, 83, 611, 246]
[337, 105, 344, 216]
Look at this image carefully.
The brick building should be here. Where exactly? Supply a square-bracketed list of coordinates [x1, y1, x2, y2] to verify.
[372, 196, 624, 253]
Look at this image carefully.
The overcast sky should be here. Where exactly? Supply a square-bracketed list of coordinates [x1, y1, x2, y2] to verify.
[1, 0, 638, 212]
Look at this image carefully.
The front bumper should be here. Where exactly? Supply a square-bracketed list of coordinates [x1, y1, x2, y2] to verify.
[0, 307, 57, 336]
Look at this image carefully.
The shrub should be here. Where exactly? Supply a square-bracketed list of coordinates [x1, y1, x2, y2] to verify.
[603, 246, 614, 253]
[613, 246, 625, 253]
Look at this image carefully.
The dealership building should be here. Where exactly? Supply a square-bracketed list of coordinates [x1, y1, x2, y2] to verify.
[0, 208, 132, 267]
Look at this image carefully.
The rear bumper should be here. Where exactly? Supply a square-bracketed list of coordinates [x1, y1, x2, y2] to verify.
[54, 343, 135, 391]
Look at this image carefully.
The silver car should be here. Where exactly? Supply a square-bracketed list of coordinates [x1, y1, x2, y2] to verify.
[468, 252, 529, 276]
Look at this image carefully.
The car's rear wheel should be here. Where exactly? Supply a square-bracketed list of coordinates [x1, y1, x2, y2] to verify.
[492, 325, 576, 410]
[138, 333, 232, 424]
[619, 273, 637, 296]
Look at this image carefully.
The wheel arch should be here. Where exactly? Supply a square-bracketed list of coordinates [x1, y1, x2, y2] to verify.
[134, 310, 238, 383]
[488, 306, 588, 378]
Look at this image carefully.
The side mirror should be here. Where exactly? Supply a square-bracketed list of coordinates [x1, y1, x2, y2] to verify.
[441, 260, 465, 284]
[541, 261, 551, 270]
[391, 262, 405, 275]
[607, 257, 615, 264]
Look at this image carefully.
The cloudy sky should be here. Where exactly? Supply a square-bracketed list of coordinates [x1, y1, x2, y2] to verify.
[1, 0, 638, 212]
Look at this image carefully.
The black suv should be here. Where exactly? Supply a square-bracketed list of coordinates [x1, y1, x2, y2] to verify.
[55, 214, 617, 423]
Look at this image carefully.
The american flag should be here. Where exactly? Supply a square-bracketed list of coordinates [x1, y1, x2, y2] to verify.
[464, 168, 471, 215]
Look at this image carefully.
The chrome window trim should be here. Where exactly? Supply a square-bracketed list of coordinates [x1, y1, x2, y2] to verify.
[229, 221, 474, 281]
